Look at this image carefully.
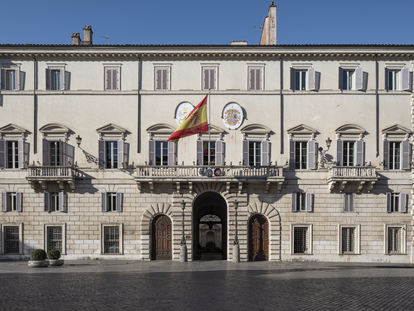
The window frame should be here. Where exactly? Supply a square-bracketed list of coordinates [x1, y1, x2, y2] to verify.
[290, 66, 316, 91]
[202, 66, 218, 90]
[291, 192, 314, 213]
[154, 66, 170, 91]
[104, 66, 120, 91]
[46, 66, 65, 91]
[0, 66, 20, 91]
[44, 191, 66, 213]
[100, 223, 123, 255]
[1, 192, 22, 212]
[386, 192, 407, 213]
[101, 192, 123, 212]
[248, 66, 263, 91]
[338, 224, 360, 255]
[289, 139, 318, 170]
[291, 223, 313, 255]
[384, 224, 406, 255]
[343, 193, 355, 213]
[44, 223, 66, 255]
[385, 66, 410, 91]
[1, 223, 23, 254]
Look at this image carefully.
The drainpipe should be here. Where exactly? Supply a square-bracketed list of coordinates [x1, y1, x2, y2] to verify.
[280, 56, 283, 154]
[137, 56, 141, 154]
[33, 57, 37, 154]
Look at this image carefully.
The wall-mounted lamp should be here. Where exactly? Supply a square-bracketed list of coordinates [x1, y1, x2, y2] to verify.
[318, 137, 332, 168]
[76, 135, 82, 147]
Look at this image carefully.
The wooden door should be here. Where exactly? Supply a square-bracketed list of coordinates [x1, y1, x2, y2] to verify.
[248, 215, 269, 261]
[152, 215, 172, 260]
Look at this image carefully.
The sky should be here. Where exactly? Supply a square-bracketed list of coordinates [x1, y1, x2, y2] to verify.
[1, 0, 414, 46]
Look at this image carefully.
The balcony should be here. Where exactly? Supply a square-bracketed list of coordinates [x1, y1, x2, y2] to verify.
[327, 166, 378, 193]
[26, 166, 79, 191]
[135, 165, 284, 194]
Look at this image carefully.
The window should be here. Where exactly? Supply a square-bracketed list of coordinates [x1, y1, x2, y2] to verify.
[291, 224, 312, 254]
[105, 67, 119, 91]
[197, 140, 224, 166]
[46, 67, 65, 90]
[1, 192, 22, 212]
[248, 67, 262, 90]
[42, 139, 74, 167]
[337, 140, 365, 167]
[384, 140, 410, 170]
[47, 226, 62, 253]
[98, 140, 125, 169]
[339, 225, 360, 254]
[101, 223, 123, 254]
[44, 192, 65, 212]
[385, 224, 406, 255]
[149, 141, 176, 166]
[343, 70, 354, 90]
[202, 141, 216, 165]
[0, 140, 25, 169]
[101, 192, 123, 212]
[106, 141, 118, 168]
[249, 141, 261, 166]
[242, 141, 270, 166]
[289, 140, 317, 170]
[4, 226, 20, 254]
[155, 67, 170, 90]
[343, 193, 355, 212]
[156, 141, 169, 166]
[291, 193, 313, 212]
[339, 67, 363, 90]
[0, 68, 20, 90]
[385, 67, 410, 91]
[290, 68, 316, 91]
[386, 192, 407, 213]
[203, 67, 217, 90]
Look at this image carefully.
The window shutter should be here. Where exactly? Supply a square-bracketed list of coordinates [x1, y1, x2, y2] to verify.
[197, 140, 203, 165]
[162, 69, 168, 90]
[44, 192, 50, 212]
[338, 67, 343, 90]
[0, 69, 6, 90]
[105, 68, 111, 90]
[336, 140, 343, 166]
[290, 68, 295, 90]
[401, 141, 411, 170]
[355, 140, 365, 166]
[343, 194, 348, 212]
[114, 68, 119, 90]
[307, 140, 316, 170]
[308, 68, 316, 90]
[351, 193, 355, 212]
[155, 68, 161, 90]
[98, 140, 106, 169]
[305, 193, 313, 212]
[383, 141, 389, 170]
[256, 68, 262, 90]
[15, 67, 20, 90]
[59, 140, 64, 166]
[168, 142, 176, 166]
[289, 140, 295, 170]
[59, 191, 65, 212]
[16, 192, 22, 212]
[242, 140, 249, 165]
[399, 193, 407, 213]
[291, 193, 297, 212]
[203, 68, 208, 90]
[117, 140, 124, 169]
[0, 140, 5, 169]
[42, 139, 49, 166]
[45, 69, 51, 90]
[60, 68, 65, 90]
[216, 140, 223, 166]
[18, 139, 24, 169]
[355, 67, 363, 90]
[101, 192, 107, 212]
[212, 68, 217, 90]
[386, 192, 391, 213]
[1, 192, 6, 212]
[261, 141, 270, 166]
[384, 68, 389, 90]
[401, 68, 410, 91]
[249, 68, 255, 90]
[148, 140, 156, 165]
[116, 192, 123, 212]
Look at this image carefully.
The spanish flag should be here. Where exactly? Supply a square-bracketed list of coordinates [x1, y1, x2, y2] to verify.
[166, 95, 208, 142]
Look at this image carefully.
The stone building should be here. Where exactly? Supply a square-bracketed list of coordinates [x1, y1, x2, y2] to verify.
[0, 3, 413, 262]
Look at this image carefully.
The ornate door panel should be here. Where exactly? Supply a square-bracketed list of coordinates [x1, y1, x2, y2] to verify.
[152, 215, 172, 260]
[248, 215, 269, 261]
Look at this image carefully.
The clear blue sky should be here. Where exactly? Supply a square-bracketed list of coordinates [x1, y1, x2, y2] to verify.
[1, 0, 413, 45]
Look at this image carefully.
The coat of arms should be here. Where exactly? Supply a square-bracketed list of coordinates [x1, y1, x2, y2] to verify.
[222, 103, 244, 130]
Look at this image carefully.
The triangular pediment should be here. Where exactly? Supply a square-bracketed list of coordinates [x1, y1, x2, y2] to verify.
[208, 124, 226, 134]
[381, 124, 411, 134]
[287, 124, 317, 134]
[335, 124, 366, 134]
[146, 123, 176, 134]
[39, 123, 70, 133]
[96, 123, 127, 134]
[0, 123, 28, 134]
[240, 124, 271, 134]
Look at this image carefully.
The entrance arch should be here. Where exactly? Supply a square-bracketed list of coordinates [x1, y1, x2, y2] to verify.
[192, 191, 227, 260]
[151, 215, 172, 260]
[248, 214, 269, 261]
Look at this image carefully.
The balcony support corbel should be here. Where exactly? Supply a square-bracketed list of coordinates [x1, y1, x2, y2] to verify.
[38, 181, 47, 190]
[357, 181, 365, 194]
[149, 182, 154, 193]
[188, 182, 193, 194]
[339, 181, 347, 193]
[176, 182, 180, 194]
[265, 182, 270, 194]
[328, 181, 336, 192]
[136, 182, 141, 192]
[57, 181, 65, 191]
[238, 182, 243, 194]
[277, 181, 283, 193]
[367, 180, 375, 192]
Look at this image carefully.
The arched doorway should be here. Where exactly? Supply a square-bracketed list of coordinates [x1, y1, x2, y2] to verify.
[151, 215, 172, 260]
[248, 214, 269, 261]
[192, 192, 227, 260]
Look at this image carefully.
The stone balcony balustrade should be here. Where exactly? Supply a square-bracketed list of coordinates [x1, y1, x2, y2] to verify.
[26, 166, 79, 191]
[134, 165, 285, 194]
[327, 166, 378, 193]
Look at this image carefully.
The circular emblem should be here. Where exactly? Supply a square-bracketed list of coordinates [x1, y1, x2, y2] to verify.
[222, 102, 244, 130]
[197, 168, 204, 176]
[214, 168, 222, 176]
[205, 169, 213, 178]
[175, 102, 194, 126]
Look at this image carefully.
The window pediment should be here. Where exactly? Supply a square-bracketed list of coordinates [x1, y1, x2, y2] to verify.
[147, 123, 176, 141]
[382, 124, 411, 141]
[0, 123, 28, 139]
[335, 124, 366, 140]
[96, 123, 127, 140]
[241, 124, 272, 140]
[198, 124, 225, 140]
[287, 124, 317, 140]
[39, 123, 70, 140]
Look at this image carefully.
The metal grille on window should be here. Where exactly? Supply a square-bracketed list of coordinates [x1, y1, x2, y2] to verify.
[47, 226, 62, 253]
[4, 226, 19, 253]
[342, 227, 355, 254]
[294, 227, 308, 254]
[388, 227, 401, 254]
[104, 226, 119, 254]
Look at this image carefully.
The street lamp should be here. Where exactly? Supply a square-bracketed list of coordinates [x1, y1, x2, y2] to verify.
[75, 135, 82, 147]
[318, 137, 332, 168]
[233, 199, 239, 245]
[233, 199, 240, 263]
[180, 200, 187, 262]
[180, 200, 186, 246]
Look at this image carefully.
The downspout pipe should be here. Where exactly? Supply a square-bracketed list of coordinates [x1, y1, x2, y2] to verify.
[33, 57, 37, 154]
[137, 56, 141, 154]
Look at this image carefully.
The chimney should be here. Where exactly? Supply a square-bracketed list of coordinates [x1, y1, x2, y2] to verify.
[82, 25, 93, 45]
[231, 41, 248, 45]
[71, 33, 81, 45]
[259, 2, 277, 45]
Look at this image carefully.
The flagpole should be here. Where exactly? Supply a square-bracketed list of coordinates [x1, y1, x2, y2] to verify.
[208, 89, 211, 167]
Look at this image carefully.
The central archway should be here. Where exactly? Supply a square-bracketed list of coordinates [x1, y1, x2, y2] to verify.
[192, 191, 227, 260]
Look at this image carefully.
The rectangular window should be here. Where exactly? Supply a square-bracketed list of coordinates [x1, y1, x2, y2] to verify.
[6, 193, 17, 212]
[296, 193, 306, 211]
[105, 68, 119, 91]
[203, 141, 216, 165]
[295, 141, 307, 169]
[6, 141, 18, 169]
[4, 226, 19, 254]
[388, 70, 400, 91]
[49, 141, 61, 166]
[341, 227, 356, 254]
[389, 142, 401, 170]
[51, 70, 61, 90]
[47, 226, 62, 253]
[342, 70, 354, 90]
[203, 67, 216, 90]
[295, 70, 307, 90]
[343, 141, 355, 166]
[50, 193, 60, 212]
[106, 193, 117, 212]
[104, 226, 120, 254]
[249, 141, 261, 166]
[156, 141, 169, 166]
[249, 67, 262, 90]
[106, 141, 118, 169]
[388, 227, 402, 254]
[294, 227, 308, 254]
[1, 68, 20, 90]
[155, 67, 169, 90]
[101, 192, 123, 212]
[6, 70, 16, 90]
[390, 193, 399, 212]
[344, 193, 354, 212]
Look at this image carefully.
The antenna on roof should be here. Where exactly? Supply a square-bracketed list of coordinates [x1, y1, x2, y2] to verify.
[254, 23, 263, 30]
[101, 35, 109, 44]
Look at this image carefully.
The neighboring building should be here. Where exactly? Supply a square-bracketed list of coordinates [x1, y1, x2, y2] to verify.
[1, 3, 413, 262]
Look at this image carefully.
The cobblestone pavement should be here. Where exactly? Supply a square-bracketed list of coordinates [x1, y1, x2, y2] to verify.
[1, 260, 414, 310]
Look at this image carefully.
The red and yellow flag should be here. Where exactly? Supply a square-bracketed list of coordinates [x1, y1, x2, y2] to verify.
[166, 95, 208, 142]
